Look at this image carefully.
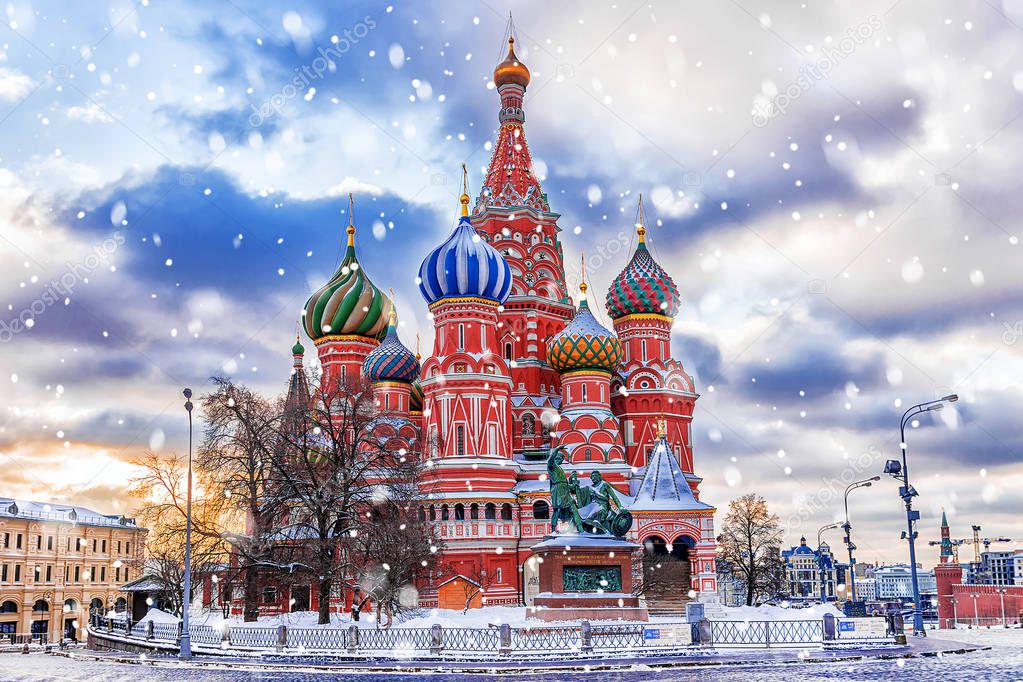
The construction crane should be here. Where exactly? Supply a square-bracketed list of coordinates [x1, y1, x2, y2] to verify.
[929, 524, 1013, 564]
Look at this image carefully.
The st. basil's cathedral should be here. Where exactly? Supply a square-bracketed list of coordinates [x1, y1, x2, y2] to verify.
[294, 33, 717, 611]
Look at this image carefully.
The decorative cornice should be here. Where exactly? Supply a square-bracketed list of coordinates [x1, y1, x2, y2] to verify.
[314, 334, 381, 347]
[428, 296, 503, 312]
[613, 313, 673, 325]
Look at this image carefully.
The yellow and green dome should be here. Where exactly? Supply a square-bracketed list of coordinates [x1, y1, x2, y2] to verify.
[303, 215, 391, 342]
[548, 284, 622, 374]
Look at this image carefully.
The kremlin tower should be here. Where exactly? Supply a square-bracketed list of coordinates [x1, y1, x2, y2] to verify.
[289, 27, 717, 610]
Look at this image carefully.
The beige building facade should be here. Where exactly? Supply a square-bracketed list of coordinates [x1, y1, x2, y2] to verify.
[0, 498, 146, 642]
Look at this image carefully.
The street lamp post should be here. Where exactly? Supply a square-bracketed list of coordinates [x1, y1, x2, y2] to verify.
[180, 388, 194, 660]
[884, 394, 958, 637]
[843, 476, 880, 603]
[817, 522, 842, 604]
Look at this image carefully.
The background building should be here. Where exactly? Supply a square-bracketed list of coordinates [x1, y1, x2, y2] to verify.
[0, 498, 145, 642]
[874, 564, 936, 603]
[782, 537, 846, 602]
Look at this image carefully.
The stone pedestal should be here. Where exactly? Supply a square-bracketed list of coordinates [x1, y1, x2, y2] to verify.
[528, 534, 649, 622]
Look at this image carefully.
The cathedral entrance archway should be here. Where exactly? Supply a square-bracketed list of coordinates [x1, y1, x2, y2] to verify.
[641, 534, 694, 612]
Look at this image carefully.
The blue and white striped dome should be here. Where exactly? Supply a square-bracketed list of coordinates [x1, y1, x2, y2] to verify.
[418, 215, 512, 306]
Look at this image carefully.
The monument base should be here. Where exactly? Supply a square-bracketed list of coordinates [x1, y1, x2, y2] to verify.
[528, 533, 649, 622]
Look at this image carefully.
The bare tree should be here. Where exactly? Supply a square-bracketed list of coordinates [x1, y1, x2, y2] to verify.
[196, 377, 287, 621]
[270, 376, 429, 625]
[128, 454, 227, 616]
[716, 493, 784, 606]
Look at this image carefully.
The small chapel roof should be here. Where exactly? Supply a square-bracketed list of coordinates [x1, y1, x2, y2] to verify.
[629, 435, 713, 512]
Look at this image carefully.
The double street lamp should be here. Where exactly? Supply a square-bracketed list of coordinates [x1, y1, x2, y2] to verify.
[882, 394, 958, 637]
[843, 476, 880, 602]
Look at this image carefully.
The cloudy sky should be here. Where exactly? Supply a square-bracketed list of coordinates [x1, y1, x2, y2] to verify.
[1, 0, 1021, 568]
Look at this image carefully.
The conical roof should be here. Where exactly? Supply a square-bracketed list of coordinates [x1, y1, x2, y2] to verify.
[631, 435, 712, 512]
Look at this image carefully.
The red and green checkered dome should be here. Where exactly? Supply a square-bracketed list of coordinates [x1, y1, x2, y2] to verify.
[605, 242, 680, 319]
[547, 296, 622, 374]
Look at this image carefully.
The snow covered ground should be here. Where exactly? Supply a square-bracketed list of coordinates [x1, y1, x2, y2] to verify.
[929, 624, 1023, 646]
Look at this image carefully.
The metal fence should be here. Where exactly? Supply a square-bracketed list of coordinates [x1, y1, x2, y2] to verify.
[89, 614, 894, 657]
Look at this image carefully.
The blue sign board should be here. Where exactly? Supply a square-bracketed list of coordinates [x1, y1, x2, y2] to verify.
[839, 621, 856, 632]
[643, 628, 660, 640]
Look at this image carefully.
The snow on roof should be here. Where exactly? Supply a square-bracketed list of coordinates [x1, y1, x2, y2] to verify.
[628, 437, 713, 512]
[0, 497, 143, 529]
[531, 533, 640, 550]
[119, 575, 166, 592]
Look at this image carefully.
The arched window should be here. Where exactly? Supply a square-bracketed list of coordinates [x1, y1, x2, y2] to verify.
[89, 598, 103, 612]
[418, 507, 426, 522]
[63, 598, 77, 613]
[429, 505, 437, 521]
[458, 324, 465, 351]
[470, 503, 479, 520]
[454, 503, 465, 521]
[0, 601, 16, 614]
[441, 505, 450, 521]
[455, 425, 466, 456]
[532, 500, 550, 520]
[114, 598, 126, 613]
[501, 503, 513, 521]
[32, 600, 49, 613]
[484, 503, 496, 520]
[522, 414, 535, 436]
[581, 384, 587, 402]
[504, 342, 513, 360]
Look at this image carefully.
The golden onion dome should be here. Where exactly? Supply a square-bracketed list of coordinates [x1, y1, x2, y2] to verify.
[493, 36, 530, 88]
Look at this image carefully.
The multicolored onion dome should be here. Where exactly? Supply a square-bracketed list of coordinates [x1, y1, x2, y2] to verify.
[418, 195, 512, 306]
[605, 231, 680, 320]
[362, 312, 420, 384]
[548, 287, 622, 374]
[304, 220, 392, 341]
[494, 36, 530, 88]
[409, 380, 424, 412]
[292, 338, 305, 355]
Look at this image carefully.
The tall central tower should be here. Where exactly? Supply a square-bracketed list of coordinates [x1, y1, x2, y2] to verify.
[472, 36, 575, 456]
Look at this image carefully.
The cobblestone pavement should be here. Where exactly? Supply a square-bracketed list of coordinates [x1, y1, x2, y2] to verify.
[0, 641, 1020, 681]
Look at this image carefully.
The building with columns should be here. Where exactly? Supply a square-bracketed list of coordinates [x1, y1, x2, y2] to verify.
[0, 498, 145, 642]
[281, 30, 717, 614]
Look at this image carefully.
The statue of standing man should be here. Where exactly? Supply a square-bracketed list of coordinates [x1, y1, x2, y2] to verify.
[547, 446, 584, 533]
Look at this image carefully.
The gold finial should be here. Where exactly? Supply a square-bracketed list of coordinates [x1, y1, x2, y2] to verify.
[346, 193, 356, 246]
[459, 163, 470, 217]
[637, 193, 646, 244]
[579, 254, 588, 295]
[415, 332, 422, 362]
[387, 287, 397, 326]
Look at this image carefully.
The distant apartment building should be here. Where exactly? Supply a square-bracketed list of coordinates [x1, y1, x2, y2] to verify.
[874, 564, 937, 602]
[0, 498, 146, 642]
[855, 576, 877, 602]
[965, 550, 1023, 586]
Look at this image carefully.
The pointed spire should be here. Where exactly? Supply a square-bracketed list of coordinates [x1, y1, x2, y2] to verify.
[579, 254, 588, 296]
[636, 193, 647, 245]
[415, 332, 422, 362]
[387, 287, 397, 328]
[346, 193, 356, 247]
[460, 163, 470, 217]
[941, 508, 949, 528]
